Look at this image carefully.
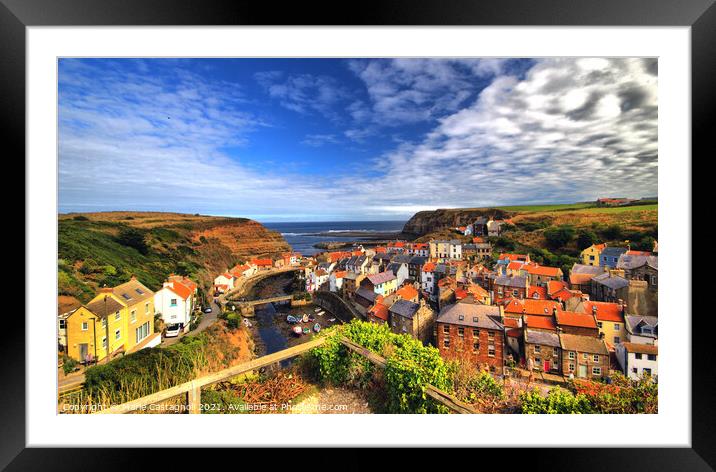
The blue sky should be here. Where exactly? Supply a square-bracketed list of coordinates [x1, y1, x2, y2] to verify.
[58, 58, 657, 222]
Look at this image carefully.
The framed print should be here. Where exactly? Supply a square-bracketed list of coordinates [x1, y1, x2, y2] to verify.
[5, 0, 713, 467]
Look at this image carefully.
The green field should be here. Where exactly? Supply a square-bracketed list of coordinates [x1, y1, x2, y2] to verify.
[495, 203, 597, 212]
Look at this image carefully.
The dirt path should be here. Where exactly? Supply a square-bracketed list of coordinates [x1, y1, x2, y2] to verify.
[290, 386, 372, 414]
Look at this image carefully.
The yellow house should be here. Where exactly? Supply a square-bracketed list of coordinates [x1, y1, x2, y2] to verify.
[580, 243, 607, 266]
[91, 277, 157, 352]
[65, 295, 126, 363]
[589, 301, 626, 347]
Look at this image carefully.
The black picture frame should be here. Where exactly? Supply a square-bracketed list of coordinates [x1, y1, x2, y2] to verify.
[4, 0, 711, 467]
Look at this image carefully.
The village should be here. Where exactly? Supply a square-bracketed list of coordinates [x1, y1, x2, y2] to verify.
[58, 211, 658, 394]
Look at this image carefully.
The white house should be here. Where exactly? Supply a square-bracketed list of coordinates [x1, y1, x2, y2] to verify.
[329, 270, 347, 292]
[625, 315, 658, 345]
[311, 269, 330, 292]
[154, 279, 195, 332]
[421, 262, 437, 298]
[615, 342, 658, 381]
[213, 272, 236, 293]
[386, 262, 409, 286]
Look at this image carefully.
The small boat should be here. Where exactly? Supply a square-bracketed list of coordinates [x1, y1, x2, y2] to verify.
[242, 318, 252, 328]
[292, 326, 303, 335]
[302, 327, 311, 335]
[302, 314, 309, 323]
[317, 311, 325, 316]
[314, 308, 321, 312]
[328, 318, 336, 322]
[313, 323, 321, 333]
[286, 315, 298, 324]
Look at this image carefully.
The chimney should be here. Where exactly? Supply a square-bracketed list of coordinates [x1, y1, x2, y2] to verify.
[100, 286, 113, 293]
[130, 275, 137, 280]
[552, 307, 558, 317]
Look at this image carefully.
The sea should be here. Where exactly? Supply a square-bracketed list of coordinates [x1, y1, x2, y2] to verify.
[262, 221, 406, 256]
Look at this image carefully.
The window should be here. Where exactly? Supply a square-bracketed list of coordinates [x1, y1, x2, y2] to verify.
[59, 319, 66, 329]
[101, 318, 107, 329]
[643, 368, 652, 376]
[589, 255, 595, 261]
[102, 337, 107, 349]
[647, 354, 657, 361]
[614, 337, 621, 344]
[115, 311, 121, 321]
[635, 353, 643, 360]
[472, 340, 480, 352]
[170, 299, 177, 307]
[512, 289, 518, 296]
[443, 325, 450, 334]
[81, 321, 88, 331]
[488, 331, 495, 340]
[534, 345, 541, 353]
[115, 329, 121, 340]
[650, 275, 657, 286]
[145, 302, 150, 314]
[443, 338, 450, 348]
[614, 324, 620, 331]
[568, 352, 575, 360]
[472, 328, 479, 337]
[130, 310, 136, 323]
[593, 354, 599, 362]
[568, 363, 575, 372]
[458, 327, 464, 337]
[592, 367, 602, 376]
[488, 345, 495, 357]
[135, 321, 150, 343]
[597, 321, 603, 328]
[632, 367, 638, 374]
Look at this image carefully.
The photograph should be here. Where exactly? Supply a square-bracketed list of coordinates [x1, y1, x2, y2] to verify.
[55, 56, 660, 415]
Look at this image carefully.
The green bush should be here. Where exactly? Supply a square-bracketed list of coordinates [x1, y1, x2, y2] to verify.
[116, 227, 148, 255]
[544, 225, 576, 249]
[576, 230, 599, 250]
[309, 321, 451, 413]
[520, 387, 594, 414]
[62, 355, 78, 375]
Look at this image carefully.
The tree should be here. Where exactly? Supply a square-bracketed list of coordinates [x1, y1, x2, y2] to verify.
[116, 228, 148, 255]
[576, 230, 599, 250]
[544, 225, 576, 249]
[602, 225, 623, 241]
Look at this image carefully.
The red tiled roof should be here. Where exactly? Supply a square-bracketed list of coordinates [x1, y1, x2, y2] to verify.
[252, 259, 273, 267]
[503, 317, 521, 328]
[368, 302, 389, 321]
[473, 237, 486, 244]
[395, 285, 419, 301]
[499, 253, 528, 261]
[527, 265, 562, 277]
[503, 298, 560, 316]
[422, 262, 437, 272]
[570, 272, 597, 285]
[556, 311, 597, 329]
[165, 280, 192, 300]
[507, 261, 524, 271]
[454, 288, 468, 300]
[528, 285, 547, 299]
[524, 315, 557, 330]
[626, 250, 652, 256]
[333, 270, 347, 278]
[584, 301, 624, 323]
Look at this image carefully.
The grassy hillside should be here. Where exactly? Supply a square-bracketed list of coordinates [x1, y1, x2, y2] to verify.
[58, 212, 290, 303]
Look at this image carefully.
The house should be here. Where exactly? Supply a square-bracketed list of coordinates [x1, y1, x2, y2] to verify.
[599, 247, 628, 268]
[615, 342, 658, 381]
[421, 262, 438, 297]
[355, 287, 378, 309]
[524, 264, 563, 287]
[395, 284, 420, 303]
[429, 240, 462, 262]
[494, 253, 530, 275]
[311, 269, 330, 292]
[154, 276, 196, 332]
[213, 272, 236, 293]
[472, 217, 488, 236]
[617, 254, 658, 289]
[346, 255, 371, 275]
[329, 270, 347, 292]
[252, 258, 273, 270]
[624, 315, 658, 344]
[524, 329, 561, 374]
[493, 275, 529, 301]
[58, 296, 82, 351]
[597, 197, 635, 206]
[486, 219, 505, 237]
[231, 264, 255, 279]
[362, 270, 398, 297]
[435, 303, 505, 374]
[342, 272, 366, 299]
[580, 243, 607, 266]
[587, 301, 625, 347]
[388, 299, 436, 343]
[407, 255, 428, 283]
[591, 272, 630, 302]
[559, 333, 610, 379]
[386, 262, 409, 286]
[554, 309, 599, 337]
[502, 298, 561, 319]
[527, 285, 548, 300]
[366, 296, 390, 325]
[569, 263, 606, 294]
[90, 277, 158, 354]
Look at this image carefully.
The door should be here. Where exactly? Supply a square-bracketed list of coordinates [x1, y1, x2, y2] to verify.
[578, 364, 587, 378]
[78, 343, 88, 362]
[544, 360, 551, 372]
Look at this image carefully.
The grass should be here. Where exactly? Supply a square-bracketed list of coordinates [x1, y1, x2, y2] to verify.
[496, 203, 597, 212]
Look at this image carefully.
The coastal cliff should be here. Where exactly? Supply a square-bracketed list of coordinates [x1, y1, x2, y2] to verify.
[401, 208, 512, 237]
[58, 212, 290, 302]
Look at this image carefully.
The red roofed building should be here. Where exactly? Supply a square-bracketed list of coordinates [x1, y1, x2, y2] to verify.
[503, 298, 560, 317]
[395, 284, 419, 303]
[555, 310, 599, 337]
[528, 285, 547, 299]
[367, 296, 390, 324]
[155, 277, 196, 333]
[523, 315, 557, 331]
[525, 264, 563, 286]
[251, 258, 273, 270]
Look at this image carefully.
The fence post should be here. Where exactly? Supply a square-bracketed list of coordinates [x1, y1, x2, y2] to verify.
[187, 381, 201, 414]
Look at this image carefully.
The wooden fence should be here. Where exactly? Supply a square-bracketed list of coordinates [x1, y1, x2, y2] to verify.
[95, 334, 476, 415]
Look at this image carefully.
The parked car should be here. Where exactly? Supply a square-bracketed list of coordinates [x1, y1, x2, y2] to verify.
[165, 324, 181, 338]
[204, 306, 212, 313]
